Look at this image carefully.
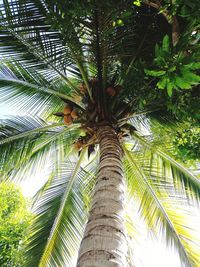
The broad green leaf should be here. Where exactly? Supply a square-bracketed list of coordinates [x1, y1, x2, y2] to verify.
[144, 69, 166, 77]
[184, 62, 200, 70]
[157, 77, 168, 89]
[174, 76, 192, 89]
[167, 82, 173, 96]
[162, 35, 170, 53]
[181, 69, 200, 84]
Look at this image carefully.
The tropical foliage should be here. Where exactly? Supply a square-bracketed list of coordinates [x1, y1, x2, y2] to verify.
[0, 0, 199, 266]
[174, 127, 200, 160]
[0, 183, 31, 267]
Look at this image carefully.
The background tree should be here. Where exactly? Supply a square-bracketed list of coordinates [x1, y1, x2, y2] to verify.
[0, 0, 200, 266]
[0, 183, 31, 267]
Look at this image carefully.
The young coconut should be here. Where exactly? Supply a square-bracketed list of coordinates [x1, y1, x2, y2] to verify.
[71, 109, 79, 119]
[106, 86, 116, 97]
[74, 140, 83, 151]
[63, 104, 72, 115]
[64, 115, 72, 125]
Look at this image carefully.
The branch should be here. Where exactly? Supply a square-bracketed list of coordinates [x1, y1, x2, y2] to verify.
[172, 16, 180, 46]
[142, 0, 169, 21]
[142, 1, 180, 45]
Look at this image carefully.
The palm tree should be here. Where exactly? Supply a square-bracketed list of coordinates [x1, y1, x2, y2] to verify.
[0, 1, 200, 266]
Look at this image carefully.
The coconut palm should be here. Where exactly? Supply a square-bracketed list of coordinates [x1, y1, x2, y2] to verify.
[0, 1, 200, 266]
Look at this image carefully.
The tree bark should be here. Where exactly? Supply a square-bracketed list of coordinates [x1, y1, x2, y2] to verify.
[172, 16, 180, 46]
[77, 125, 127, 267]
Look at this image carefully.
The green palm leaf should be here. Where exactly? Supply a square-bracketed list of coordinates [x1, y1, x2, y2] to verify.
[26, 152, 98, 267]
[132, 131, 200, 202]
[0, 0, 93, 96]
[0, 59, 84, 117]
[123, 146, 200, 266]
[0, 116, 80, 179]
[0, 0, 80, 78]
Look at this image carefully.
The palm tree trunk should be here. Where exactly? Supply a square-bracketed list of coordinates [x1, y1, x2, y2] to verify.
[77, 125, 127, 267]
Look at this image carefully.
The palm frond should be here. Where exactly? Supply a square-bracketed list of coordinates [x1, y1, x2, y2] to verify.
[33, 149, 99, 211]
[0, 0, 81, 81]
[26, 152, 97, 267]
[0, 59, 85, 117]
[132, 131, 200, 203]
[37, 150, 86, 266]
[0, 1, 170, 92]
[0, 115, 80, 179]
[123, 146, 200, 267]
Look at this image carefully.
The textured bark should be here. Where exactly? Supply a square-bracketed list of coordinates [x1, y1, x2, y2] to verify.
[172, 16, 180, 46]
[77, 125, 127, 267]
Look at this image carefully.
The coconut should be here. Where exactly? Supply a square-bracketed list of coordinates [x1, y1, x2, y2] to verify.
[63, 105, 72, 115]
[106, 87, 116, 97]
[74, 141, 82, 150]
[64, 115, 72, 125]
[71, 109, 78, 119]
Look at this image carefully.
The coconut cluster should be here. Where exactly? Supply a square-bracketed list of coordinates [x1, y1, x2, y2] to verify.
[63, 104, 79, 125]
[53, 78, 128, 155]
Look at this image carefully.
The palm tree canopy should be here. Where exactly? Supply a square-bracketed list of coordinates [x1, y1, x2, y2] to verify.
[0, 0, 200, 266]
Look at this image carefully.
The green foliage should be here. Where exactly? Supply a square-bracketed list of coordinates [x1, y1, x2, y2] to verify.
[145, 35, 200, 96]
[173, 125, 200, 161]
[25, 154, 95, 267]
[133, 0, 141, 7]
[123, 145, 200, 266]
[0, 183, 31, 267]
[144, 114, 200, 163]
[166, 89, 200, 122]
[178, 0, 200, 22]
